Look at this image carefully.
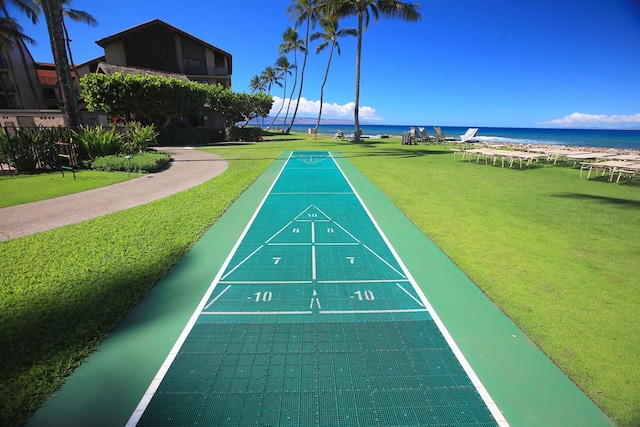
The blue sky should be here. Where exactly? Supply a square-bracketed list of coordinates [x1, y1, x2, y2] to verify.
[9, 0, 640, 128]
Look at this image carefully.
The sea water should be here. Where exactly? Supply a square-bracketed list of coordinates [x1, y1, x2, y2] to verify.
[287, 124, 640, 151]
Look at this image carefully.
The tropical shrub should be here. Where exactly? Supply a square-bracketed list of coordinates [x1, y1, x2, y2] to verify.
[0, 127, 71, 173]
[157, 126, 199, 146]
[81, 73, 208, 128]
[90, 151, 170, 173]
[225, 125, 262, 142]
[72, 126, 122, 160]
[121, 122, 159, 154]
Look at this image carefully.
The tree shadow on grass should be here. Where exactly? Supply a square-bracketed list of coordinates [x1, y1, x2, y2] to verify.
[553, 193, 640, 209]
[337, 147, 452, 159]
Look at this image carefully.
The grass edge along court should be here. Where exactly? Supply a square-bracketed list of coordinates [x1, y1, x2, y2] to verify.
[27, 151, 613, 427]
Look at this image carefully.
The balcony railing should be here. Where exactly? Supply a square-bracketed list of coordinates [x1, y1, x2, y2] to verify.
[182, 60, 229, 77]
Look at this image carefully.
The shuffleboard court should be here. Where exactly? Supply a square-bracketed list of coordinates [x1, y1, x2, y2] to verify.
[127, 151, 507, 426]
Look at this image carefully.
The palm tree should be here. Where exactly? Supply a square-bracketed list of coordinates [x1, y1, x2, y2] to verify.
[0, 16, 36, 107]
[0, 16, 35, 47]
[248, 74, 267, 127]
[278, 27, 304, 133]
[33, 1, 96, 95]
[1, 0, 40, 108]
[248, 74, 266, 93]
[260, 65, 282, 95]
[57, 0, 97, 93]
[267, 56, 294, 131]
[285, 0, 319, 134]
[260, 66, 281, 129]
[39, 0, 80, 126]
[310, 16, 356, 132]
[331, 0, 421, 141]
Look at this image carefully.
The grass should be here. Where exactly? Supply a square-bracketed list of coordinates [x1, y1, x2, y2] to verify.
[1, 135, 639, 426]
[0, 170, 141, 208]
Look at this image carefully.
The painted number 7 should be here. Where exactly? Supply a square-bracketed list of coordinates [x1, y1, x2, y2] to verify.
[346, 257, 355, 264]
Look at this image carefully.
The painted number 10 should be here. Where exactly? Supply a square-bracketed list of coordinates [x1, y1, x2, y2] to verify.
[354, 290, 375, 301]
[254, 291, 273, 302]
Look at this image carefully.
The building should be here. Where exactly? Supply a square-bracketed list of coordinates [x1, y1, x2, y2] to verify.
[1, 19, 232, 135]
[93, 19, 232, 89]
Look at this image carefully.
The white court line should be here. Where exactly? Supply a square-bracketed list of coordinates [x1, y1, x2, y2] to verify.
[218, 280, 313, 285]
[312, 246, 317, 280]
[203, 284, 232, 310]
[320, 308, 428, 315]
[396, 283, 425, 307]
[220, 244, 263, 281]
[318, 279, 410, 284]
[362, 243, 407, 279]
[270, 192, 353, 195]
[264, 220, 294, 244]
[333, 221, 361, 243]
[201, 311, 313, 316]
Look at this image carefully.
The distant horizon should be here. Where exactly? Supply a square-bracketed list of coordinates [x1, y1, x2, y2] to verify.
[266, 116, 640, 131]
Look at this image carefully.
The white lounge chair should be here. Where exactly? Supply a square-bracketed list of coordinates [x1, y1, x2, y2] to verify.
[460, 128, 478, 143]
[451, 128, 478, 149]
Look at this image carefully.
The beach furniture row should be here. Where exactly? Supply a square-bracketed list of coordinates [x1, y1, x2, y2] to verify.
[403, 127, 478, 146]
[453, 143, 640, 181]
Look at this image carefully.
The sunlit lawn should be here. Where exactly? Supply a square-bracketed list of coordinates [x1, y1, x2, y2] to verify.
[0, 170, 141, 208]
[0, 134, 638, 426]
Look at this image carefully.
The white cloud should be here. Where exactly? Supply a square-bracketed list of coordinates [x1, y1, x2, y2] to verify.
[539, 112, 640, 126]
[270, 96, 382, 120]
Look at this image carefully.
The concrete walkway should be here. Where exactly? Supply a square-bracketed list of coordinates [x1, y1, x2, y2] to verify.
[0, 147, 227, 240]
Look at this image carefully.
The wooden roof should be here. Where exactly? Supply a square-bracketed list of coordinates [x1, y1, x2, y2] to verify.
[95, 18, 232, 59]
[96, 61, 190, 81]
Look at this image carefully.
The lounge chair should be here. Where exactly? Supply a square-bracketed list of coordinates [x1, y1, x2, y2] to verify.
[453, 128, 478, 149]
[409, 127, 420, 143]
[402, 131, 413, 145]
[614, 163, 640, 182]
[580, 160, 636, 181]
[418, 127, 430, 144]
[433, 126, 446, 143]
[460, 128, 478, 142]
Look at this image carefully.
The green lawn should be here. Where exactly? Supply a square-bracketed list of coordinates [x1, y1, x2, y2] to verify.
[0, 170, 141, 208]
[0, 135, 638, 426]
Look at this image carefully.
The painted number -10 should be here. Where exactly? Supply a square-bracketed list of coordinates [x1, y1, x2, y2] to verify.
[354, 290, 375, 301]
[254, 291, 273, 302]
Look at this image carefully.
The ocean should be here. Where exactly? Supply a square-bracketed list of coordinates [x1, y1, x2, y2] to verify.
[285, 124, 640, 151]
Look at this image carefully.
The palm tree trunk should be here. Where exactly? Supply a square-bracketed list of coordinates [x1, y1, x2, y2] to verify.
[286, 16, 311, 134]
[354, 12, 363, 142]
[62, 20, 79, 96]
[315, 42, 335, 131]
[268, 76, 287, 130]
[40, 0, 81, 127]
[282, 54, 298, 133]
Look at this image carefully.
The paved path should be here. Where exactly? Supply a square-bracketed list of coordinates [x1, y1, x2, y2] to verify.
[0, 147, 227, 240]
